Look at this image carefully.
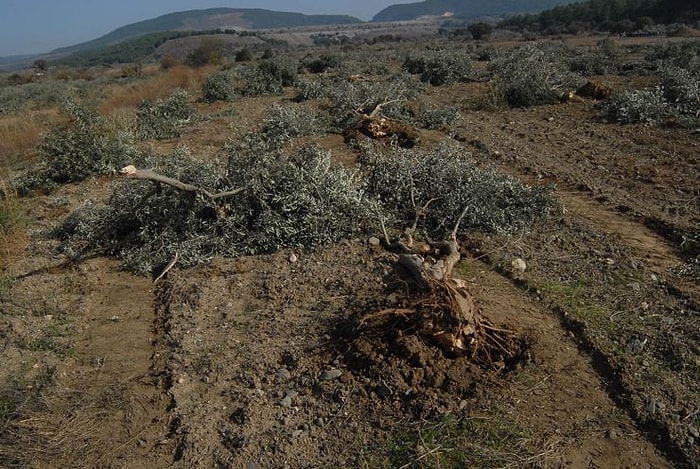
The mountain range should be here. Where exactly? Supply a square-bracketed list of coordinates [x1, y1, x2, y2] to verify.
[51, 8, 362, 56]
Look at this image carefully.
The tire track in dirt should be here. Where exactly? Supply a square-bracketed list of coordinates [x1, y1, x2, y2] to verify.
[467, 186, 698, 467]
[0, 257, 174, 468]
[558, 190, 681, 274]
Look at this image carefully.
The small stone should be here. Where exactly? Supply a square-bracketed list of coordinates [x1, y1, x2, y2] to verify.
[626, 338, 647, 354]
[606, 429, 619, 440]
[280, 390, 298, 408]
[288, 253, 298, 263]
[627, 282, 641, 292]
[640, 302, 650, 311]
[646, 399, 657, 415]
[314, 417, 325, 427]
[276, 367, 291, 382]
[368, 236, 381, 247]
[689, 426, 700, 438]
[320, 369, 342, 381]
[511, 258, 527, 273]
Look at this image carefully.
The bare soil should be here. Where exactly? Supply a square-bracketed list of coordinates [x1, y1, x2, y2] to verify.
[1, 37, 698, 468]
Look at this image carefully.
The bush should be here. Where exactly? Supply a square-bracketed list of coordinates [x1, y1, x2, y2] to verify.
[661, 66, 699, 121]
[235, 48, 254, 63]
[261, 103, 324, 141]
[301, 54, 342, 73]
[136, 90, 194, 140]
[0, 80, 81, 115]
[201, 71, 236, 103]
[40, 101, 140, 183]
[468, 22, 493, 40]
[186, 38, 225, 67]
[489, 44, 582, 107]
[403, 49, 473, 86]
[319, 73, 425, 131]
[236, 57, 299, 96]
[420, 106, 462, 129]
[160, 54, 180, 70]
[599, 87, 669, 124]
[54, 144, 378, 273]
[359, 141, 553, 237]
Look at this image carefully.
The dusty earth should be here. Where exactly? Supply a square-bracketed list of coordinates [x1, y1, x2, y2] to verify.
[1, 35, 699, 468]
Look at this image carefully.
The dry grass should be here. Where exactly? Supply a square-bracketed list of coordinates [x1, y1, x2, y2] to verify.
[0, 179, 27, 270]
[0, 108, 63, 168]
[99, 65, 213, 115]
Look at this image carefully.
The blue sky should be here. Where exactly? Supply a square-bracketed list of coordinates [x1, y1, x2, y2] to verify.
[0, 0, 414, 57]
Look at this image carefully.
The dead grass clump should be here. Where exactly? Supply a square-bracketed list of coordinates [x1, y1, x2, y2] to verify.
[0, 376, 125, 468]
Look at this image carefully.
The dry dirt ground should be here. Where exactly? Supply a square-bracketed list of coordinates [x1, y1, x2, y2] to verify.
[1, 39, 699, 468]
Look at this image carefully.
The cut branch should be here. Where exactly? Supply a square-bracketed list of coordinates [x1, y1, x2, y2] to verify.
[119, 165, 244, 200]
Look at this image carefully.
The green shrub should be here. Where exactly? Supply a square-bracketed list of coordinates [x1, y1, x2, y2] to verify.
[403, 49, 473, 86]
[359, 141, 553, 237]
[236, 57, 299, 96]
[320, 73, 425, 131]
[661, 66, 699, 121]
[420, 106, 462, 129]
[235, 48, 254, 62]
[201, 71, 236, 103]
[136, 90, 194, 139]
[0, 80, 81, 115]
[261, 103, 324, 141]
[301, 54, 342, 73]
[54, 144, 378, 273]
[489, 44, 582, 107]
[600, 87, 669, 124]
[294, 79, 326, 101]
[40, 101, 140, 183]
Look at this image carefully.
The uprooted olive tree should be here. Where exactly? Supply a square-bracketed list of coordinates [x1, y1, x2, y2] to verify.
[356, 141, 551, 364]
[52, 103, 552, 363]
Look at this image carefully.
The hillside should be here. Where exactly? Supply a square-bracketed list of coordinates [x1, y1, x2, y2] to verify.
[372, 0, 580, 22]
[51, 8, 361, 56]
[501, 0, 700, 33]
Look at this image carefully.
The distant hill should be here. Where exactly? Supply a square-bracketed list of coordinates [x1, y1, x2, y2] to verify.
[52, 8, 362, 56]
[500, 0, 700, 33]
[372, 0, 580, 22]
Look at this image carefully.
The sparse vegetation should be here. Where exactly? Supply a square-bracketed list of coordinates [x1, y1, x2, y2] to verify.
[1, 17, 699, 469]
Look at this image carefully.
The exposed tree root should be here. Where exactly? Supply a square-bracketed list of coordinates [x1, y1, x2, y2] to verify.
[367, 208, 526, 369]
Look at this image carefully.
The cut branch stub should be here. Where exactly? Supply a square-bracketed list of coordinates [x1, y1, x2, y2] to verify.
[119, 165, 244, 200]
